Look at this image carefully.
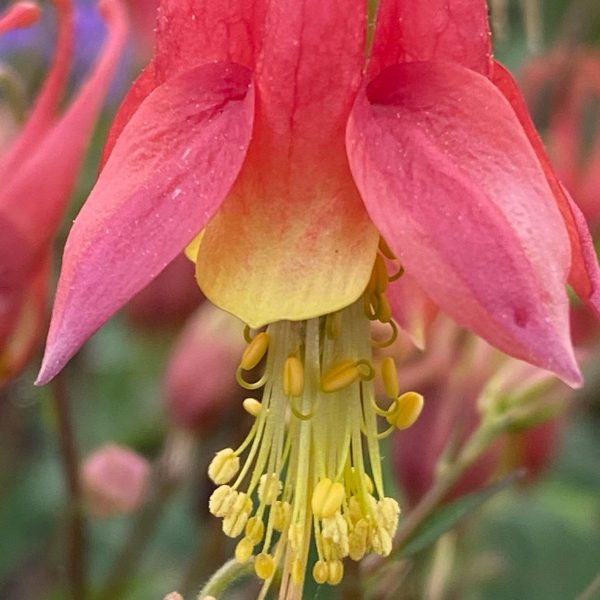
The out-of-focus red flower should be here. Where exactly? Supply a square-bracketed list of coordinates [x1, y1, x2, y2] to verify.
[0, 0, 127, 387]
[125, 253, 203, 330]
[81, 443, 150, 517]
[520, 50, 600, 348]
[521, 49, 600, 232]
[125, 0, 157, 59]
[393, 319, 571, 506]
[164, 303, 245, 433]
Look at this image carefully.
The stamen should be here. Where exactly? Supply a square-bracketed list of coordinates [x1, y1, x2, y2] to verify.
[255, 552, 275, 580]
[381, 357, 400, 399]
[235, 537, 254, 563]
[243, 397, 262, 417]
[378, 237, 396, 260]
[240, 332, 270, 370]
[283, 356, 304, 397]
[206, 281, 424, 597]
[236, 367, 268, 390]
[321, 360, 360, 392]
[386, 391, 424, 430]
[208, 448, 240, 485]
[321, 360, 373, 393]
[311, 478, 345, 519]
[371, 319, 399, 348]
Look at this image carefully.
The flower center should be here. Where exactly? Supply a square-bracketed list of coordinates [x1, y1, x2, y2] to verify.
[208, 245, 423, 598]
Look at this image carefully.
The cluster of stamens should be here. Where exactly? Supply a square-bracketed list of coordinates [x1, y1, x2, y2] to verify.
[207, 239, 424, 599]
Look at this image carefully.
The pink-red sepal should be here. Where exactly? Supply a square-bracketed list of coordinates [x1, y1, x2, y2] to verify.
[347, 61, 581, 386]
[37, 62, 255, 384]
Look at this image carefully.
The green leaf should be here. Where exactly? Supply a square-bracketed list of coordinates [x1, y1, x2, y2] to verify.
[400, 470, 524, 558]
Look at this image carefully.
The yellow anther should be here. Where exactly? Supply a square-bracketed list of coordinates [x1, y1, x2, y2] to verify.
[326, 312, 341, 340]
[376, 497, 400, 535]
[386, 391, 424, 430]
[348, 519, 370, 561]
[378, 237, 396, 260]
[291, 559, 305, 585]
[242, 397, 262, 417]
[258, 473, 282, 505]
[377, 293, 392, 323]
[235, 537, 254, 563]
[311, 478, 345, 519]
[283, 356, 304, 397]
[372, 254, 389, 294]
[240, 331, 269, 370]
[222, 493, 252, 537]
[245, 516, 265, 544]
[207, 448, 240, 485]
[272, 501, 291, 531]
[327, 560, 344, 585]
[348, 468, 374, 495]
[371, 525, 393, 557]
[288, 524, 304, 553]
[363, 292, 379, 320]
[313, 560, 329, 585]
[208, 485, 235, 517]
[321, 514, 349, 558]
[347, 495, 362, 524]
[254, 552, 275, 580]
[321, 361, 360, 393]
[381, 357, 400, 400]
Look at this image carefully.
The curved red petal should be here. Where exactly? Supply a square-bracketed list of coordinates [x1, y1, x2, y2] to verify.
[0, 0, 73, 177]
[100, 58, 158, 169]
[155, 0, 267, 78]
[347, 61, 580, 385]
[255, 0, 365, 162]
[0, 1, 40, 35]
[369, 0, 492, 78]
[37, 63, 255, 384]
[492, 60, 600, 319]
[1, 0, 128, 256]
[195, 0, 378, 326]
[103, 0, 268, 167]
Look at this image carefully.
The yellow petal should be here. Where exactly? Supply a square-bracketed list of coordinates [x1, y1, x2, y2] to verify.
[196, 155, 378, 327]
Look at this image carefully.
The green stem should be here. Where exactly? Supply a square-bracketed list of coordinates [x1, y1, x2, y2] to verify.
[390, 420, 499, 555]
[52, 373, 87, 600]
[196, 559, 255, 600]
[576, 572, 600, 600]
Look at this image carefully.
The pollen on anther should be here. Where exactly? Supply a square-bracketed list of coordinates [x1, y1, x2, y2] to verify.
[254, 552, 275, 580]
[207, 448, 240, 484]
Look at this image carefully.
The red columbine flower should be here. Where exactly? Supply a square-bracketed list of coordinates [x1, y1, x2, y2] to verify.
[0, 0, 126, 386]
[36, 0, 600, 596]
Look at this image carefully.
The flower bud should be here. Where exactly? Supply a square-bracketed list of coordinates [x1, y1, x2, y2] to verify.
[81, 444, 150, 518]
[164, 303, 246, 432]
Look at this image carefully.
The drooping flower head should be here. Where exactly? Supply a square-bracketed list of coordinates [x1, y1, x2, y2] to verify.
[0, 0, 127, 386]
[36, 0, 600, 596]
